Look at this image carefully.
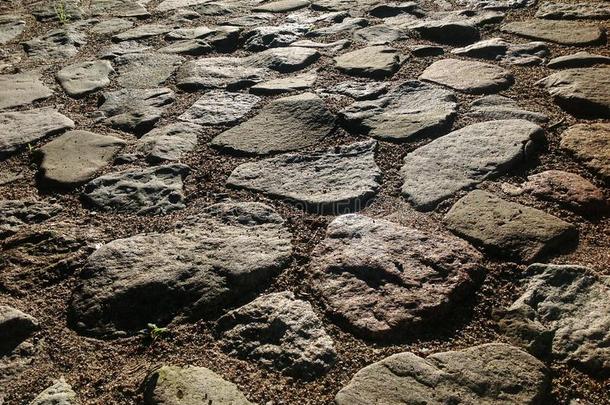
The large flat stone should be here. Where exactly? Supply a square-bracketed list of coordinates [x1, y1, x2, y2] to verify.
[560, 123, 610, 181]
[419, 58, 513, 94]
[114, 52, 184, 88]
[179, 91, 260, 125]
[136, 123, 201, 163]
[0, 15, 26, 44]
[176, 57, 270, 90]
[0, 72, 54, 110]
[23, 28, 87, 60]
[535, 1, 610, 20]
[334, 46, 402, 79]
[56, 60, 114, 97]
[501, 20, 605, 45]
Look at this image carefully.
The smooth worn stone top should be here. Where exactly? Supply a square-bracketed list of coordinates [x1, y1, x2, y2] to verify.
[444, 190, 577, 262]
[560, 123, 610, 181]
[335, 343, 550, 405]
[253, 0, 311, 13]
[500, 19, 605, 45]
[211, 92, 335, 155]
[334, 46, 403, 79]
[547, 52, 610, 69]
[0, 71, 54, 110]
[56, 59, 114, 97]
[309, 213, 483, 340]
[535, 1, 610, 20]
[400, 119, 544, 210]
[419, 58, 513, 94]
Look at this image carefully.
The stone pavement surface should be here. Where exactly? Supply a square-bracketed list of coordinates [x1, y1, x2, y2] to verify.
[0, 0, 608, 404]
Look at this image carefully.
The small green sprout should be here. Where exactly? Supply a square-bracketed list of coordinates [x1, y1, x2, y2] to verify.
[54, 1, 69, 25]
[147, 323, 170, 342]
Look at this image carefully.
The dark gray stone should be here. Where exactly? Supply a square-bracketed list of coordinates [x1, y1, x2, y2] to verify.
[535, 2, 610, 20]
[243, 24, 309, 51]
[324, 80, 389, 100]
[176, 57, 270, 90]
[0, 199, 62, 238]
[353, 25, 405, 44]
[250, 70, 317, 95]
[248, 46, 320, 73]
[0, 306, 39, 354]
[112, 24, 171, 41]
[90, 18, 133, 35]
[23, 28, 87, 60]
[308, 17, 368, 36]
[0, 15, 26, 44]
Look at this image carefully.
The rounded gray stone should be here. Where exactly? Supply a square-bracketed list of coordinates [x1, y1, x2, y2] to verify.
[114, 52, 184, 88]
[419, 58, 513, 94]
[56, 60, 114, 97]
[334, 46, 402, 79]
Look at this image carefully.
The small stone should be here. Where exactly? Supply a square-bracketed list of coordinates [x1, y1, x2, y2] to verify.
[29, 378, 77, 405]
[335, 343, 550, 404]
[334, 46, 402, 79]
[0, 199, 62, 238]
[500, 20, 605, 45]
[250, 70, 317, 95]
[254, 0, 311, 13]
[228, 140, 380, 213]
[112, 24, 171, 41]
[324, 80, 389, 100]
[0, 15, 26, 44]
[211, 92, 334, 155]
[23, 28, 87, 60]
[560, 123, 610, 181]
[0, 72, 54, 110]
[143, 366, 254, 405]
[216, 291, 337, 378]
[420, 58, 513, 94]
[547, 52, 610, 69]
[0, 306, 39, 354]
[56, 60, 114, 97]
[37, 130, 126, 187]
[136, 123, 201, 163]
[114, 52, 184, 88]
[444, 190, 577, 262]
[179, 91, 260, 125]
[535, 1, 610, 20]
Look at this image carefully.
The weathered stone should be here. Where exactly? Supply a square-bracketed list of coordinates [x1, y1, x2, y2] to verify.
[560, 123, 610, 181]
[451, 37, 509, 58]
[112, 24, 171, 41]
[308, 17, 368, 36]
[56, 60, 114, 97]
[29, 378, 77, 405]
[166, 25, 240, 52]
[503, 41, 549, 65]
[444, 190, 577, 262]
[465, 95, 548, 124]
[37, 130, 126, 187]
[83, 164, 189, 215]
[291, 39, 350, 54]
[113, 52, 183, 88]
[409, 20, 480, 44]
[400, 119, 544, 210]
[136, 123, 201, 163]
[547, 52, 610, 69]
[537, 67, 610, 118]
[324, 81, 389, 100]
[216, 291, 336, 378]
[244, 24, 308, 51]
[143, 366, 254, 405]
[334, 46, 402, 79]
[335, 343, 550, 404]
[158, 39, 212, 55]
[501, 20, 605, 45]
[23, 28, 87, 60]
[0, 306, 39, 354]
[536, 2, 610, 20]
[31, 0, 84, 21]
[90, 18, 133, 35]
[89, 0, 150, 18]
[500, 264, 610, 373]
[248, 46, 320, 72]
[456, 0, 534, 10]
[212, 92, 334, 155]
[311, 0, 380, 11]
[179, 91, 260, 125]
[177, 57, 269, 90]
[409, 44, 444, 56]
[340, 80, 457, 141]
[0, 199, 63, 238]
[250, 70, 316, 95]
[369, 2, 423, 18]
[0, 72, 54, 110]
[69, 202, 292, 337]
[310, 214, 483, 339]
[228, 140, 380, 213]
[0, 15, 26, 44]
[98, 87, 175, 134]
[99, 40, 152, 59]
[0, 108, 74, 159]
[353, 25, 405, 44]
[420, 59, 513, 94]
[254, 0, 310, 13]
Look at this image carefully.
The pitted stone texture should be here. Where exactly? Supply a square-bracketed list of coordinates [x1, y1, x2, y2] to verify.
[335, 343, 550, 405]
[143, 366, 254, 405]
[216, 291, 337, 378]
[114, 53, 184, 88]
[179, 91, 260, 125]
[537, 67, 610, 118]
[451, 37, 548, 65]
[535, 2, 610, 20]
[0, 15, 26, 44]
[23, 28, 87, 60]
[83, 164, 189, 215]
[401, 119, 544, 210]
[0, 72, 54, 110]
[30, 378, 77, 405]
[56, 60, 114, 97]
[248, 46, 320, 72]
[340, 80, 457, 141]
[211, 92, 334, 155]
[38, 130, 126, 187]
[98, 87, 175, 134]
[560, 123, 610, 181]
[465, 95, 548, 124]
[165, 26, 240, 52]
[69, 202, 292, 337]
[136, 123, 201, 163]
[420, 59, 513, 94]
[310, 214, 483, 340]
[547, 52, 610, 69]
[0, 199, 63, 238]
[177, 57, 269, 90]
[156, 0, 212, 12]
[334, 46, 402, 79]
[0, 306, 39, 354]
[250, 70, 317, 95]
[444, 190, 577, 262]
[500, 20, 605, 45]
[0, 108, 74, 159]
[31, 0, 85, 21]
[456, 0, 534, 10]
[353, 25, 405, 45]
[228, 140, 380, 213]
[500, 264, 610, 373]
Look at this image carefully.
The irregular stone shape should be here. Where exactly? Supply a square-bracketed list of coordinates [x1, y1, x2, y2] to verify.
[179, 91, 260, 125]
[0, 199, 63, 238]
[216, 291, 336, 378]
[31, 0, 85, 21]
[29, 378, 77, 405]
[500, 20, 605, 46]
[311, 0, 380, 11]
[353, 25, 405, 44]
[369, 2, 424, 18]
[465, 95, 548, 124]
[56, 60, 114, 97]
[410, 44, 445, 56]
[335, 343, 550, 405]
[112, 24, 171, 41]
[98, 87, 175, 134]
[156, 0, 211, 11]
[291, 39, 350, 54]
[23, 28, 87, 60]
[451, 37, 509, 58]
[83, 164, 189, 215]
[400, 119, 544, 210]
[69, 202, 292, 337]
[340, 80, 457, 141]
[99, 40, 152, 59]
[143, 366, 254, 405]
[250, 70, 316, 95]
[243, 23, 308, 51]
[158, 39, 212, 55]
[136, 123, 201, 163]
[90, 18, 133, 35]
[228, 140, 380, 213]
[324, 81, 389, 100]
[254, 0, 310, 12]
[165, 25, 240, 52]
[537, 67, 610, 118]
[502, 170, 607, 214]
[560, 123, 610, 181]
[457, 0, 534, 10]
[408, 20, 480, 45]
[177, 57, 269, 90]
[548, 52, 610, 69]
[211, 92, 335, 155]
[249, 46, 320, 73]
[0, 306, 39, 354]
[37, 130, 126, 187]
[89, 0, 150, 18]
[444, 190, 577, 262]
[114, 53, 184, 88]
[334, 46, 402, 79]
[0, 108, 74, 159]
[500, 264, 610, 373]
[535, 2, 610, 20]
[310, 214, 483, 339]
[420, 59, 513, 94]
[503, 41, 548, 65]
[308, 17, 368, 36]
[0, 15, 26, 44]
[0, 72, 54, 110]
